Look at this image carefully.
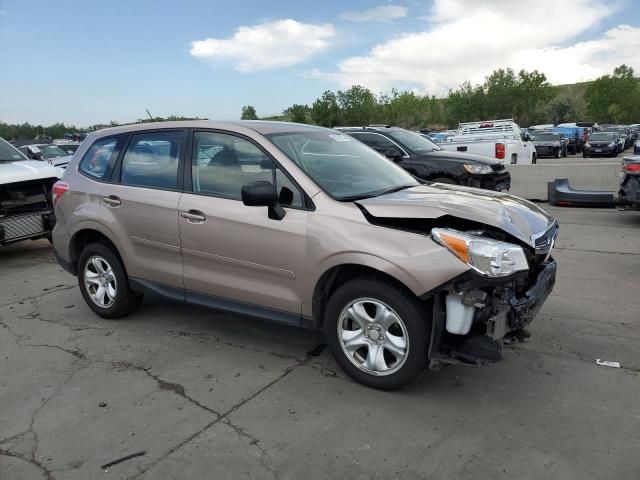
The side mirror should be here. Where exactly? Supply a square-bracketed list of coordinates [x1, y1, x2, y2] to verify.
[241, 181, 286, 220]
[384, 147, 403, 161]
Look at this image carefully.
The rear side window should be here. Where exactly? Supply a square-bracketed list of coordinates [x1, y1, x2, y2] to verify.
[79, 137, 119, 179]
[121, 131, 184, 190]
[349, 132, 397, 153]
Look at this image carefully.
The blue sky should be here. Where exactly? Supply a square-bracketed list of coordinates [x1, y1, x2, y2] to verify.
[0, 0, 638, 126]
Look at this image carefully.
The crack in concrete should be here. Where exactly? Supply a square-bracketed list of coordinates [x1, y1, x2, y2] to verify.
[0, 449, 53, 480]
[221, 417, 279, 479]
[0, 284, 77, 309]
[129, 358, 310, 479]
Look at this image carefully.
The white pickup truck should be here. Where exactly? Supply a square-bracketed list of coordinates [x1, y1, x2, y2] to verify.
[1, 137, 63, 246]
[440, 119, 537, 165]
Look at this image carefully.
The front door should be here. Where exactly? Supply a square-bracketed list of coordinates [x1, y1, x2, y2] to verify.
[178, 130, 309, 323]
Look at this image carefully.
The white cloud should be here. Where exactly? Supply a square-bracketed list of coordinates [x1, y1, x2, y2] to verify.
[318, 0, 639, 93]
[190, 19, 334, 72]
[340, 5, 408, 23]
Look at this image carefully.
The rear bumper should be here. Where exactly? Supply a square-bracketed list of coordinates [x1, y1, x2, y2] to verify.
[465, 172, 511, 191]
[0, 210, 55, 246]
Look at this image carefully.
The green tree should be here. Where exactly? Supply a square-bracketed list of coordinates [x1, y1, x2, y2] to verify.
[585, 65, 640, 123]
[545, 94, 577, 125]
[285, 104, 310, 124]
[241, 105, 258, 120]
[311, 90, 341, 127]
[514, 70, 553, 125]
[337, 85, 377, 126]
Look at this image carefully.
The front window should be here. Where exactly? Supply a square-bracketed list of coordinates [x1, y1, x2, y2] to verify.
[0, 138, 27, 162]
[535, 133, 559, 141]
[589, 133, 614, 141]
[267, 131, 419, 200]
[388, 130, 443, 152]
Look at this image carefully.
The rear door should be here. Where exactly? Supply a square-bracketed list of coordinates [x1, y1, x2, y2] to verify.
[178, 130, 309, 324]
[99, 129, 186, 288]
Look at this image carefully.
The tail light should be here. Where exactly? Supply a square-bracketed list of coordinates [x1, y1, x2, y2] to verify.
[495, 143, 505, 159]
[623, 163, 640, 173]
[52, 181, 69, 207]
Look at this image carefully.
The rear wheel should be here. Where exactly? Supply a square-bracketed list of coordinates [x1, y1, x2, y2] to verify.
[78, 243, 142, 319]
[324, 277, 429, 390]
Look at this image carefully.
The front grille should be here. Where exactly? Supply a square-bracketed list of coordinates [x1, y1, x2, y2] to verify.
[531, 221, 559, 255]
[0, 211, 49, 242]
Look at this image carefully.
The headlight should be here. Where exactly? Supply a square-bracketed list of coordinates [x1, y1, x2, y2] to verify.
[432, 228, 529, 277]
[585, 142, 591, 148]
[608, 142, 615, 147]
[463, 164, 493, 174]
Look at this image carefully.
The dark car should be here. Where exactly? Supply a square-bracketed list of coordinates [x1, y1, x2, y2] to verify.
[634, 138, 640, 156]
[615, 155, 640, 210]
[583, 132, 619, 158]
[533, 132, 567, 158]
[337, 126, 511, 192]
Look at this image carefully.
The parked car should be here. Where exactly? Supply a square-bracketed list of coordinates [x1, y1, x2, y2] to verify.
[17, 143, 72, 168]
[634, 138, 640, 155]
[532, 132, 568, 158]
[0, 137, 61, 246]
[52, 121, 558, 390]
[615, 155, 640, 210]
[602, 126, 630, 150]
[441, 119, 536, 164]
[583, 132, 620, 157]
[337, 126, 511, 192]
[54, 140, 82, 155]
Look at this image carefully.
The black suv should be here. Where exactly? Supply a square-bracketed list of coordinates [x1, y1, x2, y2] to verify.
[338, 126, 511, 192]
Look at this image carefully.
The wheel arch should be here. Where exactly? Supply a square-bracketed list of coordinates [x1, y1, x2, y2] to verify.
[68, 225, 123, 275]
[310, 262, 423, 330]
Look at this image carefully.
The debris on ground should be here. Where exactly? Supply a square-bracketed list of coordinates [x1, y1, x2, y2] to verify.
[596, 359, 621, 368]
[101, 451, 146, 470]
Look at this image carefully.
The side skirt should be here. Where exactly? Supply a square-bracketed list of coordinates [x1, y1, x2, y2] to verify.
[129, 277, 306, 328]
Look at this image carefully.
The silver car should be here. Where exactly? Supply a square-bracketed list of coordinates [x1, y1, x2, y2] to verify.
[52, 121, 558, 390]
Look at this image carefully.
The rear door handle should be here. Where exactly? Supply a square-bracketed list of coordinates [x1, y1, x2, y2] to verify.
[103, 195, 121, 207]
[181, 210, 206, 223]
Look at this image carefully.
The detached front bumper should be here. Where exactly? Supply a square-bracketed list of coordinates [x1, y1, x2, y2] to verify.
[428, 258, 557, 367]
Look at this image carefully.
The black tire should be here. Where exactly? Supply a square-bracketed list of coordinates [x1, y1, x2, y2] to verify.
[430, 177, 458, 185]
[78, 242, 142, 319]
[532, 154, 537, 165]
[323, 277, 429, 390]
[583, 153, 588, 158]
[562, 148, 567, 158]
[554, 149, 560, 158]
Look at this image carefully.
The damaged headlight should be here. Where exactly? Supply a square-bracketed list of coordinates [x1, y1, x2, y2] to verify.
[463, 164, 493, 174]
[432, 228, 529, 277]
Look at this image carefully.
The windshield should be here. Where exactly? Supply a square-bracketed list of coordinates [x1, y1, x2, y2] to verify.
[36, 145, 69, 159]
[267, 131, 419, 200]
[0, 138, 27, 162]
[535, 133, 559, 141]
[590, 133, 614, 141]
[388, 130, 442, 152]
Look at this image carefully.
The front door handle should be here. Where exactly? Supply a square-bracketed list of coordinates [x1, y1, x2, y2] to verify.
[103, 195, 121, 207]
[181, 210, 206, 223]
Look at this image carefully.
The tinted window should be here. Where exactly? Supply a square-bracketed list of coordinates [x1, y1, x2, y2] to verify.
[121, 131, 184, 190]
[192, 131, 304, 207]
[349, 132, 407, 155]
[79, 137, 119, 179]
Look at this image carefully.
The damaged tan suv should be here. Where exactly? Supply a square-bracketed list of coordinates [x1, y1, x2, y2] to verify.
[52, 121, 557, 390]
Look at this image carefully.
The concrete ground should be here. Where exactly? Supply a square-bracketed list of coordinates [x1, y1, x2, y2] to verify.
[1, 206, 639, 480]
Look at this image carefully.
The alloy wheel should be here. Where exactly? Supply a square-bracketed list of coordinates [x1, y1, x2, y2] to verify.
[83, 255, 117, 308]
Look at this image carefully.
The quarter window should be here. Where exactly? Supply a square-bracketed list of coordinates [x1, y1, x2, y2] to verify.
[79, 137, 119, 180]
[192, 131, 304, 208]
[121, 131, 184, 190]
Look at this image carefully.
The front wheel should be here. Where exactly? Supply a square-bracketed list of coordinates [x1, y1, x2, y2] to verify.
[324, 277, 429, 390]
[78, 243, 143, 319]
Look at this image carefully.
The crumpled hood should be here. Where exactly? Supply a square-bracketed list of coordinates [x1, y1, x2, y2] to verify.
[0, 160, 62, 185]
[426, 149, 504, 167]
[356, 184, 554, 247]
